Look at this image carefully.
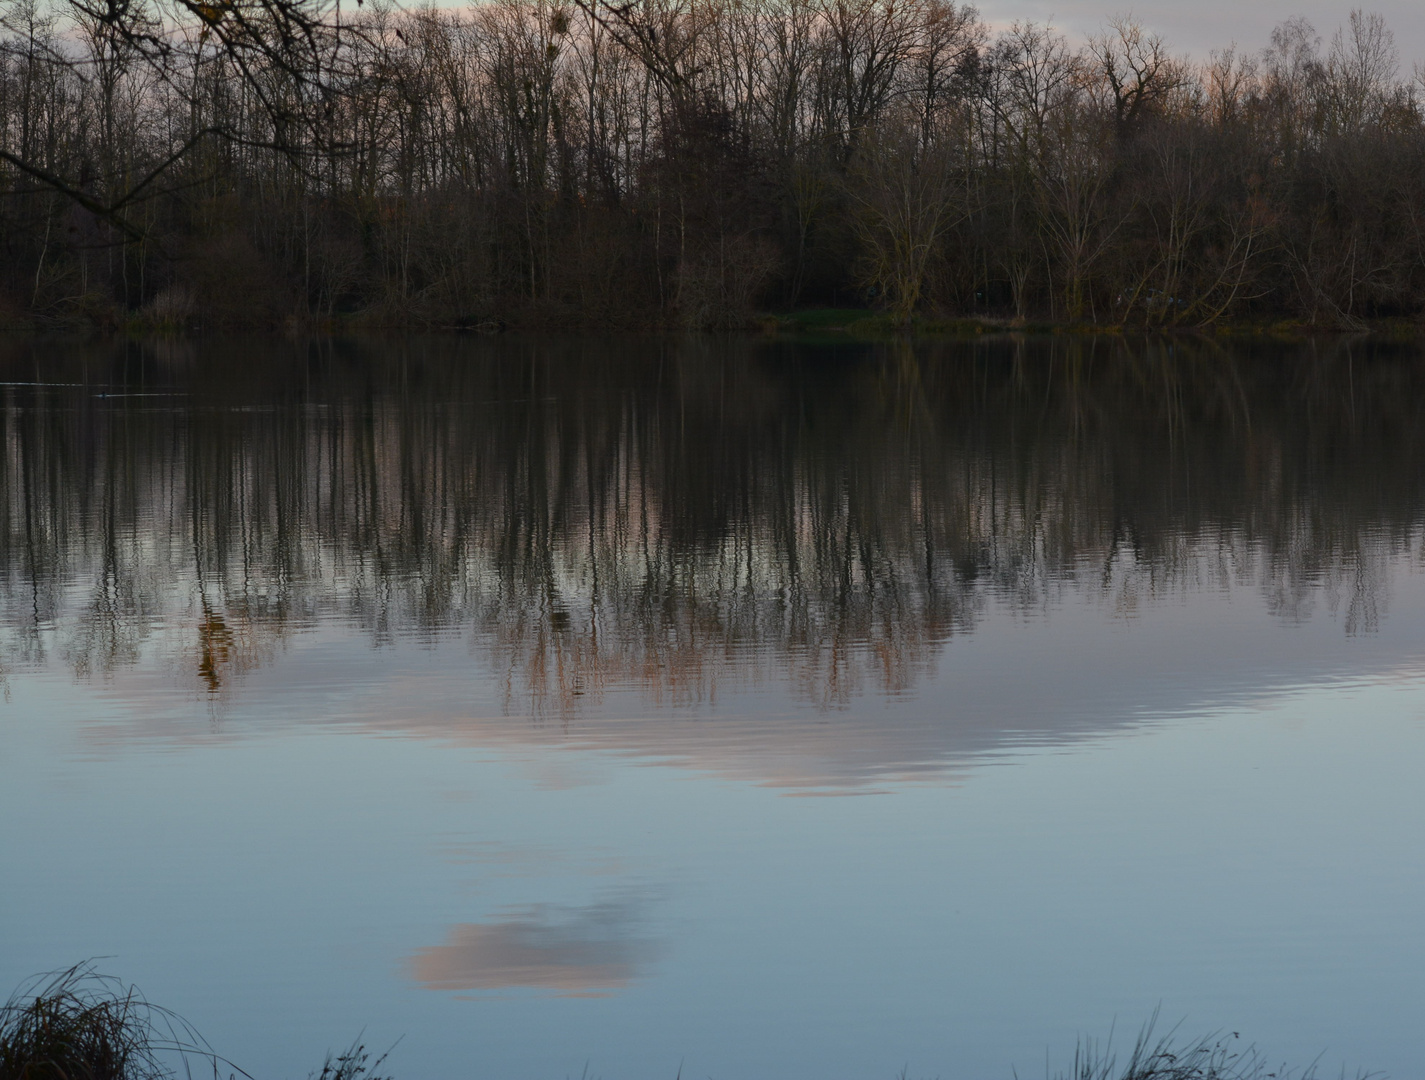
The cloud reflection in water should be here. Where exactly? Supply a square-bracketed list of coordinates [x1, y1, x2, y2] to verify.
[409, 900, 662, 996]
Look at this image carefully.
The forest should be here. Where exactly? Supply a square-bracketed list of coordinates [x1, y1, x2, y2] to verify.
[2, 0, 1424, 329]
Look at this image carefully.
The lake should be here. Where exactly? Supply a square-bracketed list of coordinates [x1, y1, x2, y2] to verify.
[2, 334, 1423, 1079]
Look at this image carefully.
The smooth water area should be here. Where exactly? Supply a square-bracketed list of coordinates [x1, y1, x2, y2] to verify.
[2, 336, 1423, 1079]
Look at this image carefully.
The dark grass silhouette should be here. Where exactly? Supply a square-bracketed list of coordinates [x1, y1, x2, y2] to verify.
[0, 964, 224, 1080]
[1, 966, 1374, 1080]
[305, 1041, 395, 1080]
[0, 964, 391, 1080]
[1031, 1011, 1380, 1080]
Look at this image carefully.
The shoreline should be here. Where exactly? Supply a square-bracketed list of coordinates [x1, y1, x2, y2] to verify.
[4, 307, 1425, 343]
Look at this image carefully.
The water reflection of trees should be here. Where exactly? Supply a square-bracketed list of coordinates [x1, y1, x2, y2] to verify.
[2, 335, 1421, 708]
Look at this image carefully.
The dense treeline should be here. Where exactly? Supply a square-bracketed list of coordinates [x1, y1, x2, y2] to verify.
[2, 0, 1425, 328]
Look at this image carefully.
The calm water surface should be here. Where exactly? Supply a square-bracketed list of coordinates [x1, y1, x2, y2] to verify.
[2, 335, 1424, 1079]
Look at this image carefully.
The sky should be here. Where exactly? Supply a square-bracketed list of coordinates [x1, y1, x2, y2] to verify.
[973, 0, 1425, 68]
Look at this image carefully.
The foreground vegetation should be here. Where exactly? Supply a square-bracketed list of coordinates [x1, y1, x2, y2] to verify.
[3, 0, 1425, 330]
[0, 965, 1376, 1079]
[0, 966, 392, 1080]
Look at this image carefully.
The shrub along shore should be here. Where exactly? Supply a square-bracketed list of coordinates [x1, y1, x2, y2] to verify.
[4, 0, 1425, 332]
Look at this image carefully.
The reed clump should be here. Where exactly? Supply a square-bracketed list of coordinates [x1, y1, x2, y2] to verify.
[0, 964, 397, 1080]
[1043, 1014, 1378, 1080]
[0, 964, 219, 1080]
